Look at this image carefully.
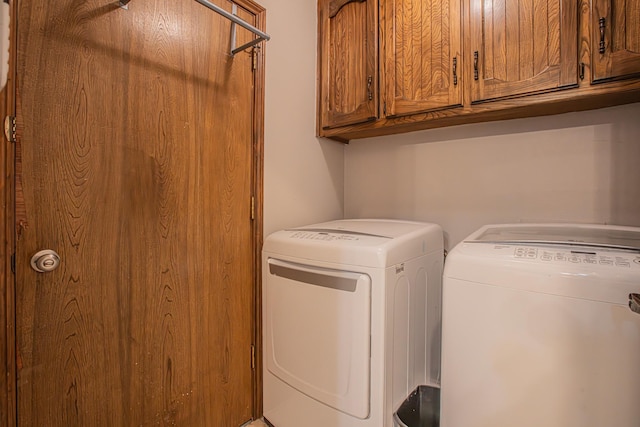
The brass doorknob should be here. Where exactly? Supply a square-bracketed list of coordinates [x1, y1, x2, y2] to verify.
[30, 249, 61, 273]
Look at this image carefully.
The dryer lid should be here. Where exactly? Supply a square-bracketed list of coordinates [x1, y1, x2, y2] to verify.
[469, 224, 640, 252]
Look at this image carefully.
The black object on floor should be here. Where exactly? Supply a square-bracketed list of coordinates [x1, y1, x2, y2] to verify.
[393, 385, 440, 427]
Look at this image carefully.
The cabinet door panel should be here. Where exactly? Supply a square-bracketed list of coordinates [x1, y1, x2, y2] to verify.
[383, 0, 462, 117]
[319, 0, 377, 129]
[470, 0, 577, 102]
[592, 0, 640, 81]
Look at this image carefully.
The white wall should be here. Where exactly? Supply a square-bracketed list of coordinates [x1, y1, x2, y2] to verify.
[345, 103, 640, 250]
[261, 0, 344, 237]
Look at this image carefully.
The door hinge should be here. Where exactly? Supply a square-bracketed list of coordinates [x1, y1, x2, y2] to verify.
[251, 47, 259, 71]
[4, 115, 16, 143]
[250, 196, 255, 221]
[251, 344, 256, 370]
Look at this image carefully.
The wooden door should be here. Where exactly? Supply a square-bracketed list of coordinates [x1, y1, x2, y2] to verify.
[592, 0, 640, 81]
[14, 0, 261, 425]
[318, 0, 378, 130]
[469, 0, 578, 102]
[382, 0, 462, 117]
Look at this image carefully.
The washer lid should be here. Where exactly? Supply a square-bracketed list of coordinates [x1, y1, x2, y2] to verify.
[469, 224, 640, 252]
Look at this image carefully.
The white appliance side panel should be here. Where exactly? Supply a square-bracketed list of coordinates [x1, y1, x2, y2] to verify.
[441, 278, 640, 427]
[386, 250, 443, 419]
[265, 258, 372, 419]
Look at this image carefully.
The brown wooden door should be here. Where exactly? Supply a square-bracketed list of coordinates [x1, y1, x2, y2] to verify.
[14, 0, 260, 425]
[592, 0, 640, 81]
[318, 0, 378, 130]
[382, 0, 462, 117]
[469, 0, 578, 102]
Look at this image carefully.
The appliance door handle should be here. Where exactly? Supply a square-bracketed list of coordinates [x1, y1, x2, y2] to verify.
[630, 293, 640, 315]
[268, 258, 364, 292]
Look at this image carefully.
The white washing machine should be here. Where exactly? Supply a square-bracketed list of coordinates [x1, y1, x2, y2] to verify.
[262, 219, 444, 427]
[441, 223, 640, 427]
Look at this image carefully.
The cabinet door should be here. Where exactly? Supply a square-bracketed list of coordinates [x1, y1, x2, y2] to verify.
[592, 0, 640, 81]
[382, 0, 463, 117]
[319, 0, 378, 129]
[469, 0, 578, 102]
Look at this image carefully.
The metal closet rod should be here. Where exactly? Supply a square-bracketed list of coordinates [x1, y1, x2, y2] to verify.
[119, 0, 270, 54]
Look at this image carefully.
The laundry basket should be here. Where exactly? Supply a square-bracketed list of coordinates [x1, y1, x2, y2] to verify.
[393, 385, 440, 427]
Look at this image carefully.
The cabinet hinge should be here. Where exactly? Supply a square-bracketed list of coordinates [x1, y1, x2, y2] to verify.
[579, 62, 585, 80]
[4, 115, 16, 143]
[250, 196, 255, 221]
[251, 344, 256, 370]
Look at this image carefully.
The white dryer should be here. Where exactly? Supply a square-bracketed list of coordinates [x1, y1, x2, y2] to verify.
[441, 223, 640, 427]
[262, 219, 444, 427]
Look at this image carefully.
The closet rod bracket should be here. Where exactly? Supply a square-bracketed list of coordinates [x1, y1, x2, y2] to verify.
[196, 0, 270, 55]
[115, 0, 270, 55]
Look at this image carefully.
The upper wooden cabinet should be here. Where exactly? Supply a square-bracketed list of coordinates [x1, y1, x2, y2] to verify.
[318, 0, 378, 130]
[316, 0, 640, 141]
[382, 0, 463, 117]
[469, 0, 578, 102]
[592, 0, 640, 82]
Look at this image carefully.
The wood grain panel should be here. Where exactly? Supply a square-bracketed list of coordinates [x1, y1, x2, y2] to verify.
[592, 0, 640, 81]
[383, 0, 462, 117]
[319, 0, 377, 129]
[470, 0, 577, 102]
[628, 0, 640, 51]
[505, 0, 520, 82]
[432, 0, 445, 92]
[491, 0, 507, 81]
[0, 1, 17, 425]
[15, 0, 259, 425]
[518, 0, 534, 80]
[533, 0, 549, 76]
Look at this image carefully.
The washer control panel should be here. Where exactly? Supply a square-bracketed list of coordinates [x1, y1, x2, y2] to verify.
[512, 246, 640, 268]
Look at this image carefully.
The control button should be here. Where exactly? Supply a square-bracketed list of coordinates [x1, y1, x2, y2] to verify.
[541, 254, 553, 261]
[555, 255, 566, 262]
[599, 259, 614, 266]
[584, 258, 597, 264]
[568, 256, 581, 263]
[616, 262, 631, 268]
